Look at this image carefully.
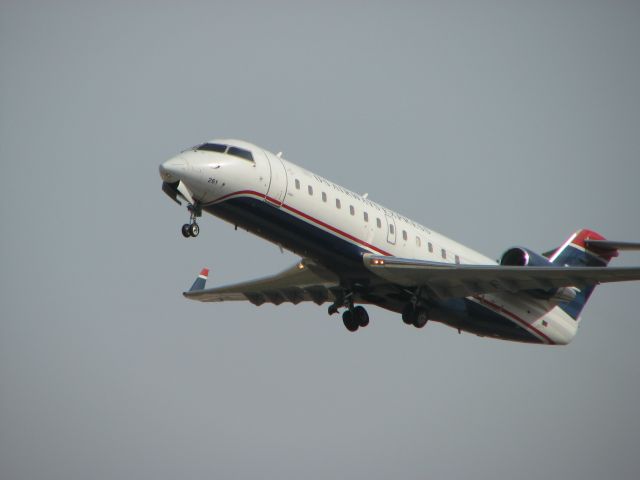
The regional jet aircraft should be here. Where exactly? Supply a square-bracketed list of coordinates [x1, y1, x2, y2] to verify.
[159, 139, 640, 344]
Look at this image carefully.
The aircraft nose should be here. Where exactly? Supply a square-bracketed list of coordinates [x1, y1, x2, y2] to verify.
[159, 157, 189, 182]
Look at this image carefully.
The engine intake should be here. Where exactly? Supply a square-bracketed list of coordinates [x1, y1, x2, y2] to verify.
[500, 247, 553, 267]
[499, 247, 579, 303]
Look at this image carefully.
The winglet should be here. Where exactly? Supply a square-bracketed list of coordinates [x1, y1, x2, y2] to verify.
[188, 268, 209, 292]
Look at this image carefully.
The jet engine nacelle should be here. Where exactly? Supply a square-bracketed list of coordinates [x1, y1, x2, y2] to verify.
[500, 247, 579, 303]
[500, 247, 554, 267]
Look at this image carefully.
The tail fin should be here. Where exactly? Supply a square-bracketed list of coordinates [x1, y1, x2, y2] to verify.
[547, 229, 617, 320]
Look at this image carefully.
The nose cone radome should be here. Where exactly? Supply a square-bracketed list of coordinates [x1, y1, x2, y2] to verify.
[159, 157, 189, 183]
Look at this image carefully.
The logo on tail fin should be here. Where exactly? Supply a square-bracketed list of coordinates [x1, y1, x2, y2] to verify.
[549, 229, 616, 320]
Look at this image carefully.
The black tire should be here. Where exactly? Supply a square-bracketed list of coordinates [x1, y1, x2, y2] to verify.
[402, 304, 415, 325]
[189, 223, 200, 237]
[413, 309, 429, 329]
[342, 310, 359, 332]
[354, 306, 369, 327]
[182, 224, 191, 238]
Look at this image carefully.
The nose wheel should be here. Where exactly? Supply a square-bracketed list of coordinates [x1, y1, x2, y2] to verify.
[182, 222, 199, 238]
[181, 204, 201, 238]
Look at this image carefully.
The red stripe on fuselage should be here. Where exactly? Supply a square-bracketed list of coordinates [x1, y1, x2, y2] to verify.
[473, 296, 555, 345]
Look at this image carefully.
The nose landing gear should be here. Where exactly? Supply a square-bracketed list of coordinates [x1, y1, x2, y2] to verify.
[182, 222, 199, 238]
[181, 204, 201, 238]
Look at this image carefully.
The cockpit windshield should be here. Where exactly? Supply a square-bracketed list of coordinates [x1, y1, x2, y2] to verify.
[194, 143, 254, 162]
[227, 146, 254, 162]
[196, 143, 227, 153]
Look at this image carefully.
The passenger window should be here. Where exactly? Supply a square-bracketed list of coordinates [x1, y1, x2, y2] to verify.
[441, 248, 447, 259]
[308, 185, 313, 196]
[336, 199, 341, 209]
[349, 205, 355, 216]
[322, 192, 327, 202]
[428, 242, 433, 253]
[455, 255, 460, 264]
[402, 230, 407, 241]
[416, 236, 421, 247]
[295, 179, 300, 190]
[376, 218, 381, 228]
[364, 212, 369, 222]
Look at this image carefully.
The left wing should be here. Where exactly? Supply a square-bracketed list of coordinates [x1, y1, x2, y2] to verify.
[184, 259, 342, 306]
[364, 254, 640, 299]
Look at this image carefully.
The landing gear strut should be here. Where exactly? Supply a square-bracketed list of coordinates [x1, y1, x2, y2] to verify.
[182, 204, 201, 238]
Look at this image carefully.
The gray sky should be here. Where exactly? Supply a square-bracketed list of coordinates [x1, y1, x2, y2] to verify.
[2, 1, 640, 479]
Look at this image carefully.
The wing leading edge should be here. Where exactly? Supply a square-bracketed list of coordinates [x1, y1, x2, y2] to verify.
[184, 259, 342, 306]
[363, 254, 640, 299]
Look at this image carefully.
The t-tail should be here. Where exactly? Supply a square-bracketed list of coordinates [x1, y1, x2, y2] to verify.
[546, 229, 640, 320]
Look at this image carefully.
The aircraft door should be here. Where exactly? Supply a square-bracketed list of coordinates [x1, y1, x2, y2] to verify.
[265, 151, 288, 207]
[385, 213, 396, 245]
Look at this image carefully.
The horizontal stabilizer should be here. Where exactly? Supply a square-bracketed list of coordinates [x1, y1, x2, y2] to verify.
[584, 240, 640, 251]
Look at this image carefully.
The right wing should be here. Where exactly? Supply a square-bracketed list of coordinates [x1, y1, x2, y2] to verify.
[184, 259, 342, 306]
[364, 254, 640, 299]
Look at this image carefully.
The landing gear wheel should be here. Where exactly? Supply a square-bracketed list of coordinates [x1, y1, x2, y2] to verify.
[413, 309, 429, 329]
[354, 306, 369, 327]
[182, 224, 191, 238]
[328, 304, 339, 316]
[402, 304, 415, 325]
[188, 223, 200, 237]
[342, 310, 359, 332]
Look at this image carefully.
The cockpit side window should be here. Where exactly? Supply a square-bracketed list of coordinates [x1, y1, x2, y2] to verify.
[227, 146, 254, 162]
[196, 143, 227, 153]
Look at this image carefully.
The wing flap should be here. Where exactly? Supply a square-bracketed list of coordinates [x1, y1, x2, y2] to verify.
[184, 259, 341, 305]
[364, 254, 640, 298]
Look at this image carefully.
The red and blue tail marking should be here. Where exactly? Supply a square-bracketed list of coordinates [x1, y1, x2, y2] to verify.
[189, 268, 209, 292]
[547, 229, 616, 320]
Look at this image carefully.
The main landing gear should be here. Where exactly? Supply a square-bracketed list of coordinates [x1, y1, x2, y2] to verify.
[342, 306, 369, 332]
[181, 204, 201, 238]
[402, 304, 429, 329]
[328, 295, 370, 333]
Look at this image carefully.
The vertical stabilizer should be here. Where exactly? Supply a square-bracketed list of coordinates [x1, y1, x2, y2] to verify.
[548, 229, 617, 320]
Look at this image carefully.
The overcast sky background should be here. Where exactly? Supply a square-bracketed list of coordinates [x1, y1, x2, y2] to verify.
[2, 1, 640, 479]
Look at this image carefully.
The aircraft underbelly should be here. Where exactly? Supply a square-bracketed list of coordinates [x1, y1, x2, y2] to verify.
[205, 195, 568, 344]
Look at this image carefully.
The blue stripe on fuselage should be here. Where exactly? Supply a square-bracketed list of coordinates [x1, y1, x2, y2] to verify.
[206, 196, 370, 280]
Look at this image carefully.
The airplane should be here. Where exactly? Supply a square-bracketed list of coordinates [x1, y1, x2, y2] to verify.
[159, 138, 640, 345]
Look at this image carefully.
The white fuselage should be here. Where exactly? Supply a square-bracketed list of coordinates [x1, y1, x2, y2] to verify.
[160, 139, 579, 344]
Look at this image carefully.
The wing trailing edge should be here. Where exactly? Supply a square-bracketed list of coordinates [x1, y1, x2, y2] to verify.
[363, 254, 640, 299]
[183, 259, 342, 306]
